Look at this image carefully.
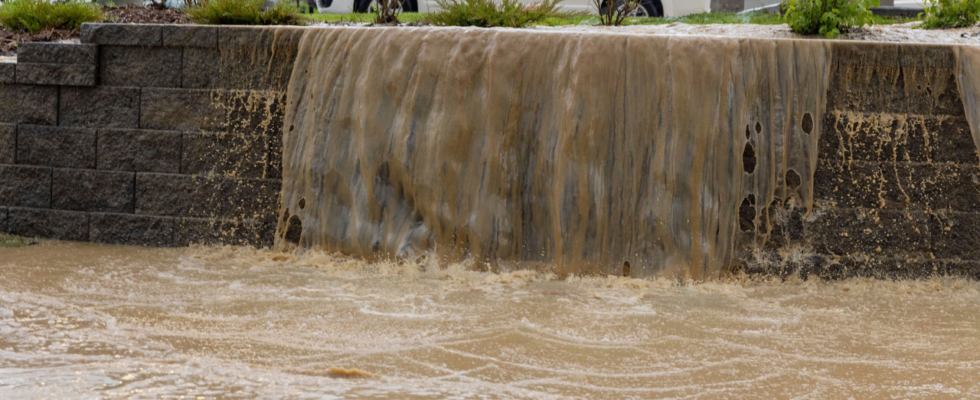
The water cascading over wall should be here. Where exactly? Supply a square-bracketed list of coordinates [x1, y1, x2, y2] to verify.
[278, 28, 834, 278]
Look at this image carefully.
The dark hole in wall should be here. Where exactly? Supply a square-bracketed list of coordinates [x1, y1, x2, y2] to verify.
[284, 215, 303, 244]
[289, 125, 295, 132]
[742, 143, 756, 174]
[299, 197, 306, 209]
[785, 169, 802, 191]
[745, 124, 751, 140]
[739, 194, 756, 232]
[755, 121, 762, 135]
[802, 113, 813, 134]
[622, 261, 631, 277]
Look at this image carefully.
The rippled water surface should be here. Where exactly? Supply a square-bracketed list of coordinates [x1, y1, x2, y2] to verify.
[1, 243, 979, 399]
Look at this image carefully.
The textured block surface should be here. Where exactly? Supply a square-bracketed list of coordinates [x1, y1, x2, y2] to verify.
[0, 84, 58, 125]
[90, 212, 175, 247]
[0, 61, 14, 84]
[140, 88, 225, 131]
[59, 86, 140, 129]
[135, 173, 280, 219]
[100, 46, 181, 88]
[81, 23, 163, 46]
[163, 25, 217, 48]
[98, 129, 181, 173]
[0, 206, 7, 232]
[0, 124, 14, 164]
[17, 43, 98, 64]
[182, 131, 267, 178]
[7, 207, 89, 242]
[16, 125, 96, 169]
[16, 63, 97, 86]
[175, 217, 273, 247]
[0, 165, 51, 208]
[53, 169, 135, 213]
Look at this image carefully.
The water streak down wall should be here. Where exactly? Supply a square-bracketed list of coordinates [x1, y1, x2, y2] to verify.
[279, 28, 834, 278]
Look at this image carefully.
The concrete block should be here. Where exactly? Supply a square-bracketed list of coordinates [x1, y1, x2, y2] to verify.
[90, 212, 175, 247]
[819, 113, 977, 164]
[135, 173, 280, 219]
[180, 47, 219, 89]
[59, 86, 140, 129]
[163, 25, 217, 48]
[0, 124, 14, 164]
[0, 206, 7, 233]
[828, 44, 964, 116]
[805, 208, 931, 258]
[0, 61, 14, 84]
[813, 160, 980, 212]
[216, 26, 303, 91]
[931, 211, 980, 259]
[0, 165, 50, 208]
[16, 63, 97, 86]
[100, 46, 181, 88]
[141, 89, 283, 133]
[0, 84, 58, 125]
[7, 207, 89, 242]
[98, 128, 181, 173]
[140, 88, 225, 131]
[16, 125, 96, 169]
[268, 128, 282, 179]
[17, 43, 98, 64]
[52, 169, 135, 213]
[81, 23, 163, 46]
[182, 131, 267, 178]
[175, 217, 273, 247]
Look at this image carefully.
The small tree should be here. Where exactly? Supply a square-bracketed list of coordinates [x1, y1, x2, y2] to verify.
[375, 0, 403, 24]
[593, 0, 640, 26]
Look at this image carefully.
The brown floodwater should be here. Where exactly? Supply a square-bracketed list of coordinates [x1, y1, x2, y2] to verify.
[1, 242, 979, 399]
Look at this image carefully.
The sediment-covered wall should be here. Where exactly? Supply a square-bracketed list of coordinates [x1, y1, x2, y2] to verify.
[1, 24, 977, 279]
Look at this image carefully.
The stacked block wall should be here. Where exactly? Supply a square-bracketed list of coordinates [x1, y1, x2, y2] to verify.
[743, 43, 980, 279]
[0, 24, 303, 247]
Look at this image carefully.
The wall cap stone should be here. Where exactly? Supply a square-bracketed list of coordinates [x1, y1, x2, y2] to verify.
[81, 23, 164, 46]
[17, 43, 98, 65]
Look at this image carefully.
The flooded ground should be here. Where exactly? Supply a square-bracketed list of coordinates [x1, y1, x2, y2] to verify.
[1, 242, 979, 399]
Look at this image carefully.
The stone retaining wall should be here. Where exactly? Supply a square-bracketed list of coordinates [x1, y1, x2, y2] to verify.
[0, 24, 304, 248]
[1, 24, 977, 278]
[741, 43, 980, 279]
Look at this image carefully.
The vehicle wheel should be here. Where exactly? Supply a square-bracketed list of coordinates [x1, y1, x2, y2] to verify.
[355, 0, 418, 13]
[634, 0, 662, 17]
[598, 0, 662, 18]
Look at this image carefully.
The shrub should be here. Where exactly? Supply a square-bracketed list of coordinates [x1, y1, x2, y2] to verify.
[0, 0, 104, 33]
[920, 0, 980, 29]
[593, 0, 640, 26]
[187, 0, 309, 25]
[424, 0, 567, 28]
[782, 0, 880, 39]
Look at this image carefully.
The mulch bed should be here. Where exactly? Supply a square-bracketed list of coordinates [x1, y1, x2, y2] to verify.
[1, 5, 190, 56]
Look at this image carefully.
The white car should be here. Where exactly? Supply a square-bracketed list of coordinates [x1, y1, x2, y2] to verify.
[314, 0, 711, 18]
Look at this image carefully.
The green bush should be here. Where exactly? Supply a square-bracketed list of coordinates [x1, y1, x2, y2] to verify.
[187, 0, 309, 25]
[782, 0, 880, 39]
[920, 0, 980, 29]
[0, 0, 104, 33]
[424, 0, 567, 28]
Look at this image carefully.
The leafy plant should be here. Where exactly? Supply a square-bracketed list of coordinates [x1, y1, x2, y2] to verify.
[781, 0, 880, 39]
[187, 0, 309, 25]
[375, 0, 403, 23]
[424, 0, 568, 28]
[920, 0, 980, 29]
[594, 0, 640, 26]
[0, 0, 104, 32]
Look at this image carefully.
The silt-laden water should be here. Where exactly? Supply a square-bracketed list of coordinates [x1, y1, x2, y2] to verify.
[1, 242, 978, 398]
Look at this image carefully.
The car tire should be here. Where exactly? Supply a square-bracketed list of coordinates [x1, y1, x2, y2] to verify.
[599, 0, 663, 18]
[355, 0, 418, 13]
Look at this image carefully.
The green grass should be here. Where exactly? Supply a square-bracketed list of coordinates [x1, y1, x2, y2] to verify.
[0, 0, 104, 33]
[188, 0, 309, 25]
[309, 11, 918, 27]
[920, 0, 980, 29]
[0, 233, 38, 248]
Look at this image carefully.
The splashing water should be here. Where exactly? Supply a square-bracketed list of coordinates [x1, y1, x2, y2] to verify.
[2, 242, 979, 398]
